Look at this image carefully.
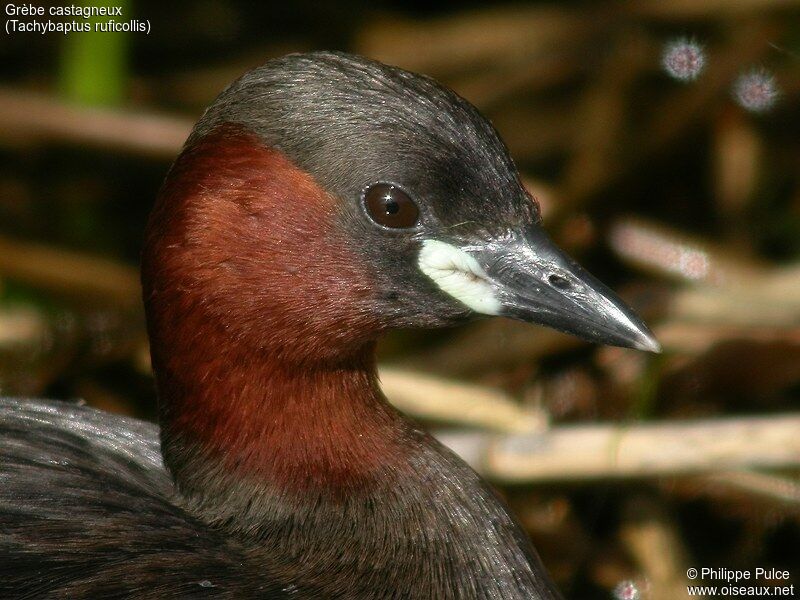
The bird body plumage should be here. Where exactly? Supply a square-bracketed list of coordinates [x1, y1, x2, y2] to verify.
[0, 399, 559, 598]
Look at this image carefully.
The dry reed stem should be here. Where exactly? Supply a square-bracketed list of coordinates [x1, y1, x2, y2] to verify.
[435, 414, 800, 481]
[609, 217, 763, 285]
[0, 88, 190, 158]
[609, 218, 800, 336]
[712, 108, 763, 223]
[654, 322, 800, 354]
[619, 496, 694, 600]
[379, 366, 541, 433]
[699, 471, 800, 505]
[0, 235, 140, 306]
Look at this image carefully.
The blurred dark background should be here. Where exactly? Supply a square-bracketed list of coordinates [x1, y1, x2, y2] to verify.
[1, 1, 799, 598]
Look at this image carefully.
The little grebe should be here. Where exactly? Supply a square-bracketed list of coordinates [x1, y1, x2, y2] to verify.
[0, 52, 658, 599]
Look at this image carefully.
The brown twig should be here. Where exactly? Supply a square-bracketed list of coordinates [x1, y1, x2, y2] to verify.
[630, 0, 800, 20]
[0, 235, 140, 306]
[0, 87, 190, 158]
[354, 7, 592, 76]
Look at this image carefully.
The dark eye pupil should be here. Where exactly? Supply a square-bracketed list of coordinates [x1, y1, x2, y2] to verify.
[384, 198, 399, 215]
[363, 183, 419, 229]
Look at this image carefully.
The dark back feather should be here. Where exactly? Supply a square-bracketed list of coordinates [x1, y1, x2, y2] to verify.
[0, 399, 294, 599]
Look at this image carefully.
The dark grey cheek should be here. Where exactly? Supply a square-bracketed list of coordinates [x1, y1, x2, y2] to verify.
[333, 205, 470, 328]
[381, 273, 474, 329]
[371, 256, 418, 301]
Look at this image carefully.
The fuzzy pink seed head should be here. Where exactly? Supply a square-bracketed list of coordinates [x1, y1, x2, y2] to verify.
[613, 579, 641, 600]
[662, 38, 705, 82]
[733, 68, 779, 113]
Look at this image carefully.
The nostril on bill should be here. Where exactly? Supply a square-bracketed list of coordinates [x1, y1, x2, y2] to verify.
[548, 273, 572, 290]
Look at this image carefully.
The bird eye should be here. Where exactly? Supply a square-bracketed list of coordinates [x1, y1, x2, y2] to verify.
[362, 183, 419, 229]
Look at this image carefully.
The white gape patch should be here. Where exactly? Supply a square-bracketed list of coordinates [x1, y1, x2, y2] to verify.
[418, 240, 502, 315]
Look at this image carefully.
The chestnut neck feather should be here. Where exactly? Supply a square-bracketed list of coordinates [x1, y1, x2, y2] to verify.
[142, 126, 410, 507]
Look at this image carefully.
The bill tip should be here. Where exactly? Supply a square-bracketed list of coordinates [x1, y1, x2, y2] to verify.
[634, 333, 662, 354]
